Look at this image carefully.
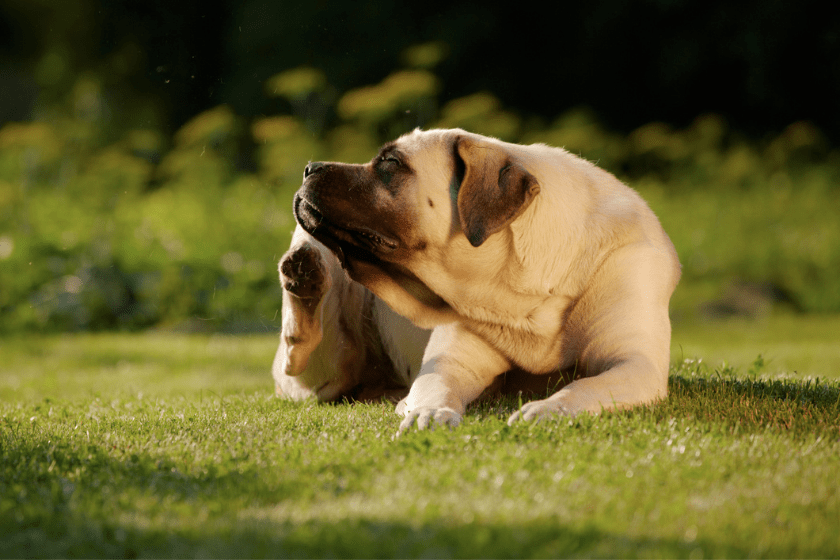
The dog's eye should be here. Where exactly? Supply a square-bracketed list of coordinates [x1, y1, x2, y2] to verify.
[380, 155, 401, 166]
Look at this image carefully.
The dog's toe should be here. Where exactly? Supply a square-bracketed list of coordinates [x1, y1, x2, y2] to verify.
[280, 243, 327, 303]
[507, 399, 571, 426]
[398, 406, 462, 434]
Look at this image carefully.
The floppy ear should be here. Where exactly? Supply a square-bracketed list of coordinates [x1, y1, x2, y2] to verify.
[455, 136, 541, 247]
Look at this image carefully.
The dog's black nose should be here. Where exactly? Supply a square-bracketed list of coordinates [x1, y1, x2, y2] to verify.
[304, 162, 326, 178]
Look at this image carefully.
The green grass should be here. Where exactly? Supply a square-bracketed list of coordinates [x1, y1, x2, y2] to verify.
[0, 333, 274, 403]
[2, 320, 840, 558]
[672, 313, 840, 379]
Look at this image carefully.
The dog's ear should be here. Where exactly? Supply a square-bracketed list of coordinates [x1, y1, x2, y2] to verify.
[455, 136, 540, 247]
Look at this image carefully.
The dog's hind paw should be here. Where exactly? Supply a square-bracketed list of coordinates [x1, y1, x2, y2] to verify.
[280, 243, 328, 308]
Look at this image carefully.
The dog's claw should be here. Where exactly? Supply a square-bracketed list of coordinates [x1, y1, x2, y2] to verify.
[398, 407, 462, 434]
[507, 400, 570, 426]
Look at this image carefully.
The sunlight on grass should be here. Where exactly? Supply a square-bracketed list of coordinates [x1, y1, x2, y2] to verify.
[4, 314, 837, 405]
[0, 332, 278, 402]
[672, 313, 840, 379]
[2, 322, 839, 558]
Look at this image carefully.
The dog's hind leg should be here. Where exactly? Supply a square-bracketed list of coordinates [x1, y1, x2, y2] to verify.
[273, 226, 400, 402]
[272, 227, 333, 398]
[277, 240, 329, 377]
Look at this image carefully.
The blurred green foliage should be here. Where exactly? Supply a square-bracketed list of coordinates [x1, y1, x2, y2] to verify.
[1, 61, 839, 333]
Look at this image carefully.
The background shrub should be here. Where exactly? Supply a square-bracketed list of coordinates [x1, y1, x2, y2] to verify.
[1, 62, 839, 333]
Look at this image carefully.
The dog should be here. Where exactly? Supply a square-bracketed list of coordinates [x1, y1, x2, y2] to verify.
[272, 128, 681, 432]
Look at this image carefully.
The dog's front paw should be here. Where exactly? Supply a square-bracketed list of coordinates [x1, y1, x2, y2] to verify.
[280, 243, 328, 307]
[507, 399, 573, 426]
[398, 407, 462, 434]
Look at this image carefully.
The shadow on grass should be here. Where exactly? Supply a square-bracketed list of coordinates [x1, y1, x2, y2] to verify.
[663, 373, 840, 437]
[3, 372, 838, 558]
[0, 437, 740, 559]
[468, 371, 840, 439]
[221, 517, 736, 559]
[2, 517, 742, 559]
[0, 419, 752, 559]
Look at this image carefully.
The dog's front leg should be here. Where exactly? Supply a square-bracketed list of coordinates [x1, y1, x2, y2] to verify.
[396, 323, 509, 432]
[506, 351, 668, 423]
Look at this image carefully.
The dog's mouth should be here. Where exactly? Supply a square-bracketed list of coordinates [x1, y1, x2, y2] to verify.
[293, 193, 399, 264]
[293, 192, 452, 313]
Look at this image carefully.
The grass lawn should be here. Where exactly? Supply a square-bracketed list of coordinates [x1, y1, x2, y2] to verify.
[2, 315, 839, 558]
[672, 313, 840, 379]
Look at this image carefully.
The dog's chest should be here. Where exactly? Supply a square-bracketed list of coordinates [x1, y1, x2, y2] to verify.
[463, 297, 575, 374]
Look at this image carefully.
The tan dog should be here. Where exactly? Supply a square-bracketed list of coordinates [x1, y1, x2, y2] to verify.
[273, 128, 681, 432]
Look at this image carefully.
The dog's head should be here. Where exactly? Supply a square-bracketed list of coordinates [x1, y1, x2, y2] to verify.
[293, 128, 541, 326]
